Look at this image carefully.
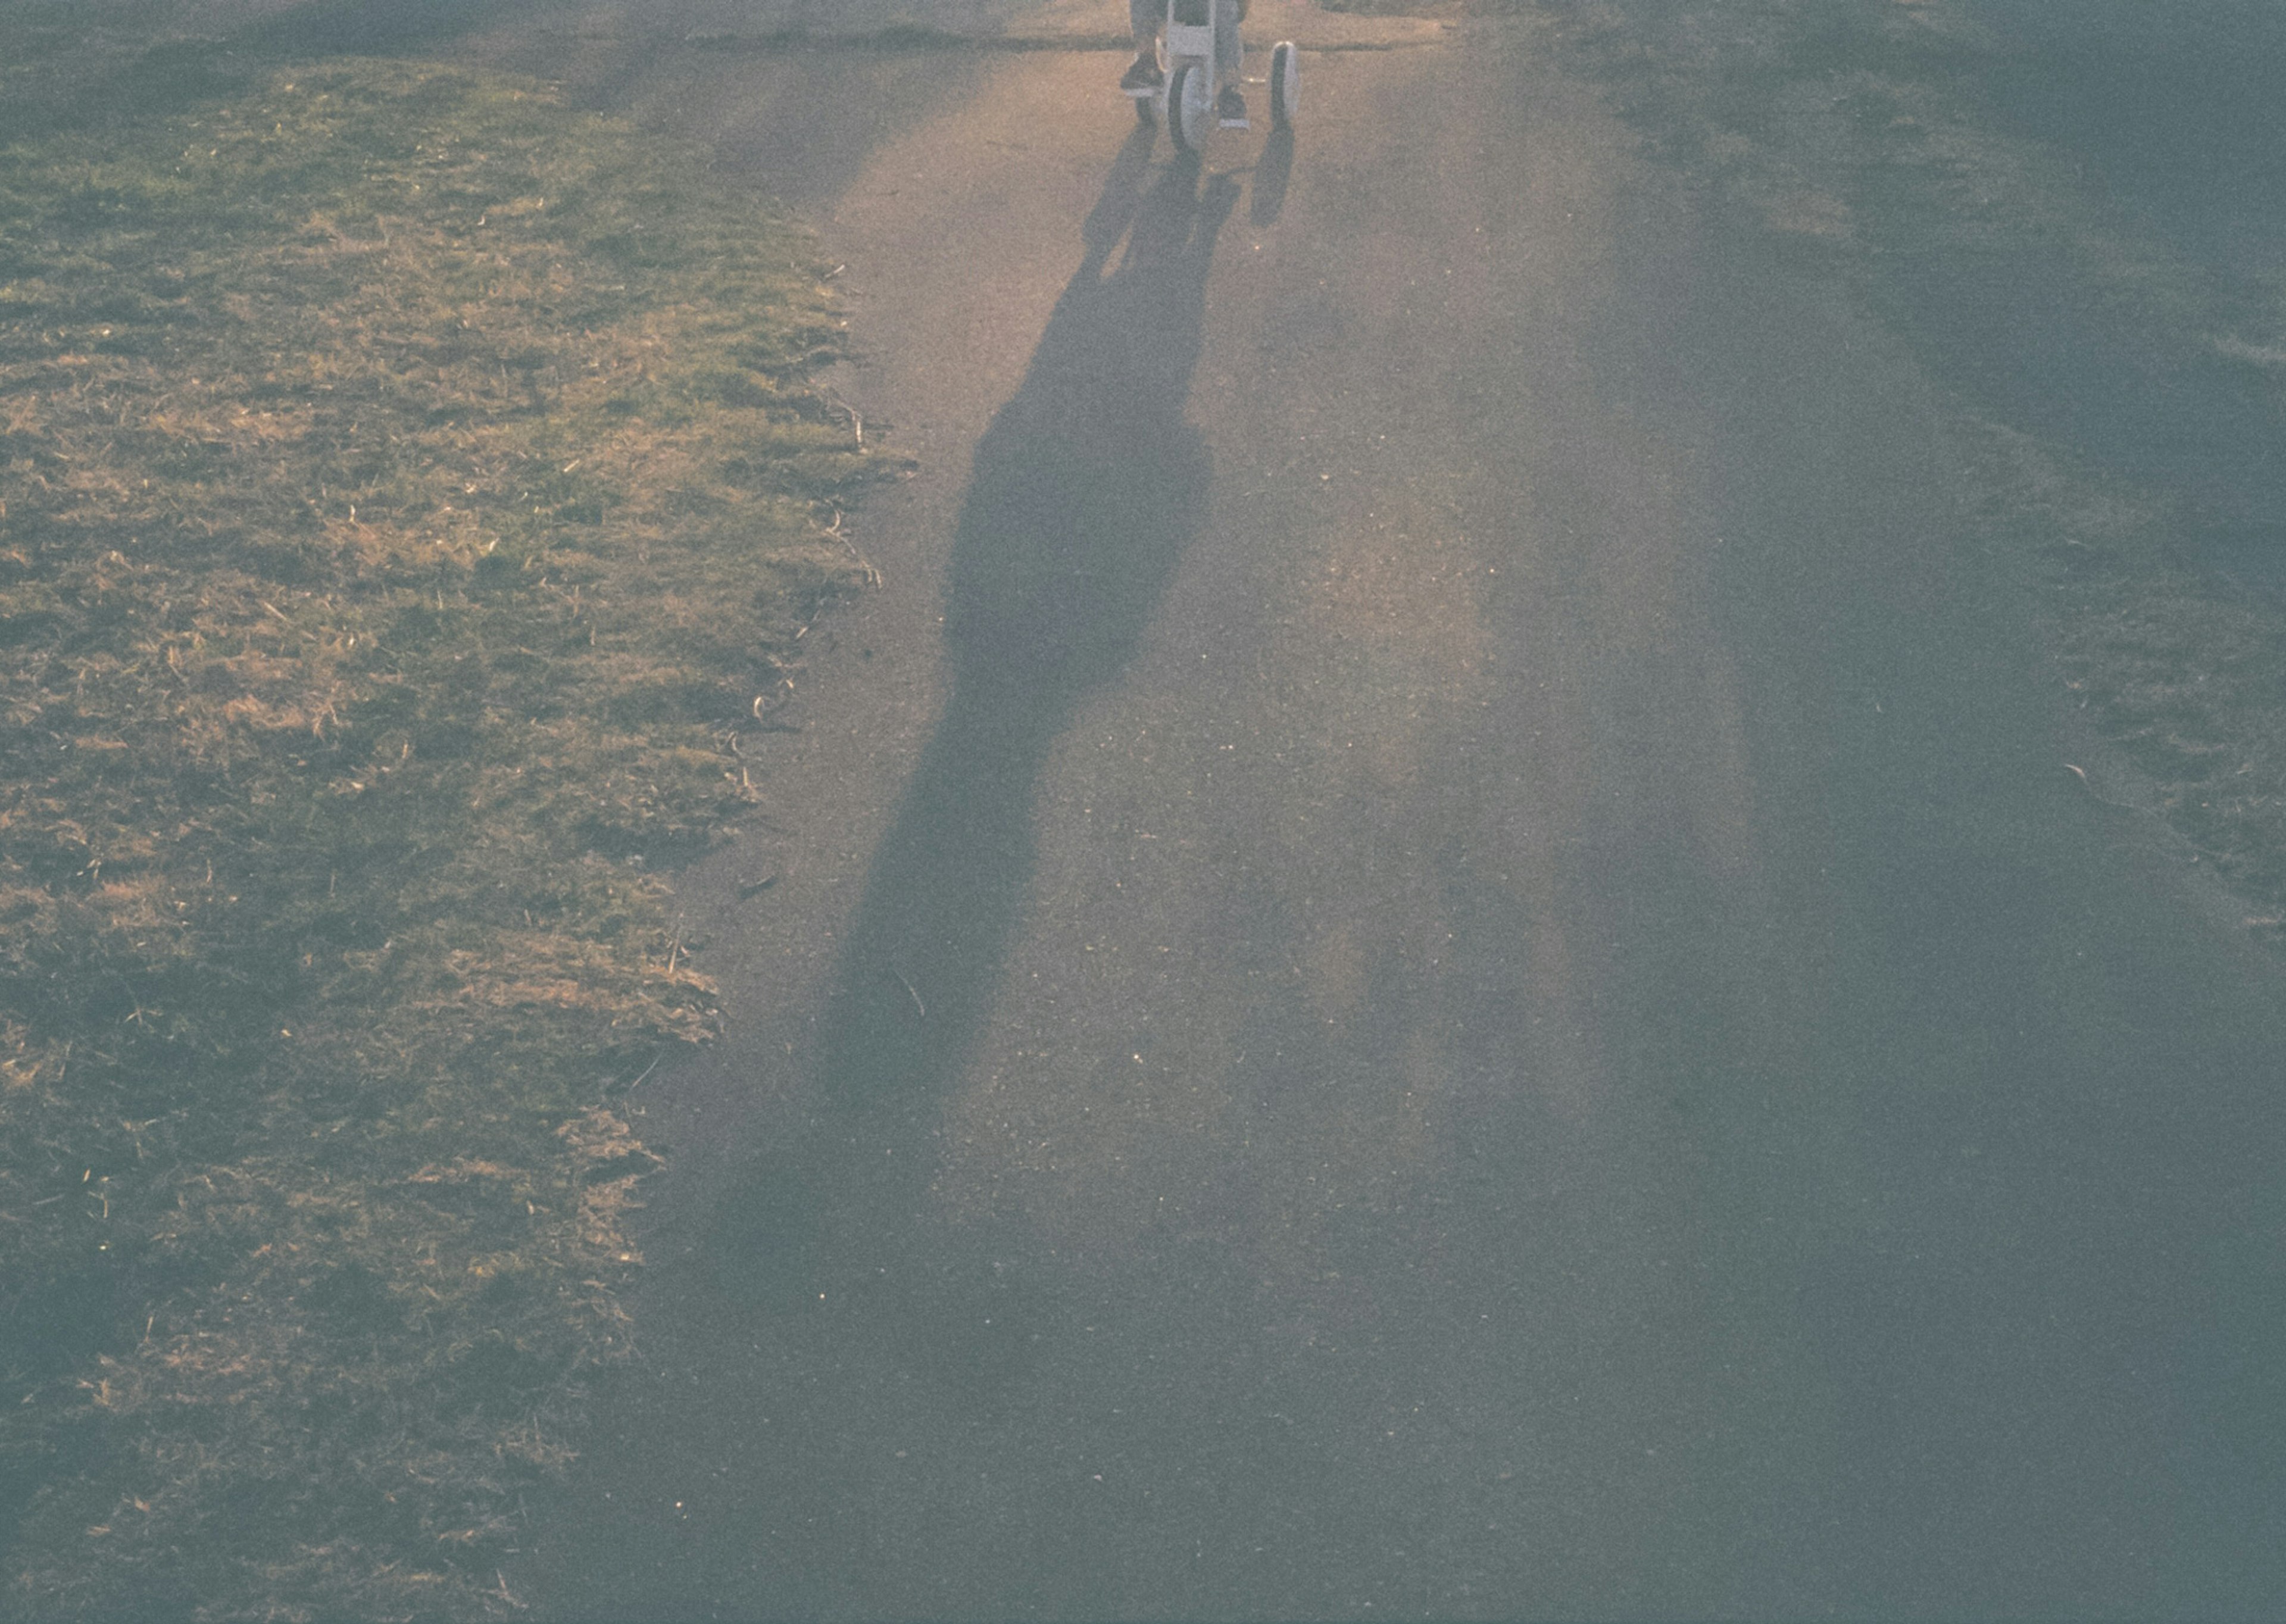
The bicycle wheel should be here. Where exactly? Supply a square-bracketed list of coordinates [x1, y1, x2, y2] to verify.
[1269, 40, 1299, 127]
[1168, 62, 1213, 154]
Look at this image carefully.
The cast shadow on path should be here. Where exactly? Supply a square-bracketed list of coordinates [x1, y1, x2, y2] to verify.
[704, 129, 1239, 1344]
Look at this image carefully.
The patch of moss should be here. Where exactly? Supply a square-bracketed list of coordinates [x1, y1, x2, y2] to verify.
[0, 44, 884, 1624]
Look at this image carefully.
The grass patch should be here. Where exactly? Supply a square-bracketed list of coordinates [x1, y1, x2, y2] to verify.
[1530, 0, 2286, 960]
[0, 38, 884, 1623]
[1988, 432, 2286, 948]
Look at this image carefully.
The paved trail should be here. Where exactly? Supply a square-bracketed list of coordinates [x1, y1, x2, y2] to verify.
[508, 12, 2286, 1617]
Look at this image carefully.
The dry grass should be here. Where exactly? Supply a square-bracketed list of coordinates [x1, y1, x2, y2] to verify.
[1994, 433, 2286, 945]
[1534, 0, 2286, 961]
[0, 39, 885, 1623]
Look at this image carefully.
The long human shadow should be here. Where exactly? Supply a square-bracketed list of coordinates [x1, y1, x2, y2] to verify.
[1250, 126, 1295, 227]
[707, 132, 1239, 1329]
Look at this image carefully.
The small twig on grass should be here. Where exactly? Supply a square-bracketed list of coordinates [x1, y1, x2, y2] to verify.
[890, 964, 926, 1020]
[2064, 762, 2141, 813]
[825, 504, 883, 587]
[752, 679, 802, 731]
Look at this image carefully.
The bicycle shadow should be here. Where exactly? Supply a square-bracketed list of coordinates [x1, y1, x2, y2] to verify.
[1251, 126, 1295, 226]
[705, 134, 1239, 1347]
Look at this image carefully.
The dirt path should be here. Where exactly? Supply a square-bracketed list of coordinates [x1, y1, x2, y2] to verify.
[507, 13, 2286, 1618]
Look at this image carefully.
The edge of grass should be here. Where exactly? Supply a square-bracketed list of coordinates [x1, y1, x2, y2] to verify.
[1523, 0, 2286, 962]
[0, 38, 895, 1623]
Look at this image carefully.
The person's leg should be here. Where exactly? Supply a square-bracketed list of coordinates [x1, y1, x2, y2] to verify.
[1215, 0, 1248, 124]
[1122, 0, 1162, 90]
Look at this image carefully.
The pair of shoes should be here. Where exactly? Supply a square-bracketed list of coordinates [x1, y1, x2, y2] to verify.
[1217, 87, 1250, 128]
[1120, 54, 1163, 94]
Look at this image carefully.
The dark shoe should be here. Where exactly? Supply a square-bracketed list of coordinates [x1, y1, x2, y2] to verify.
[1217, 87, 1250, 128]
[1120, 54, 1163, 94]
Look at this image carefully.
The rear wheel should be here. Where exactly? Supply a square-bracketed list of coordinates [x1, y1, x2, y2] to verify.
[1168, 63, 1212, 155]
[1269, 40, 1299, 127]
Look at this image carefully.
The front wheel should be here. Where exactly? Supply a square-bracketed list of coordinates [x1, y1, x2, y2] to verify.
[1269, 40, 1299, 127]
[1167, 62, 1212, 155]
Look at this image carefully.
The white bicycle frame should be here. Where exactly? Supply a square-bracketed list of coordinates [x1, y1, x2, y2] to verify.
[1138, 0, 1291, 145]
[1156, 0, 1237, 151]
[1160, 0, 1233, 89]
